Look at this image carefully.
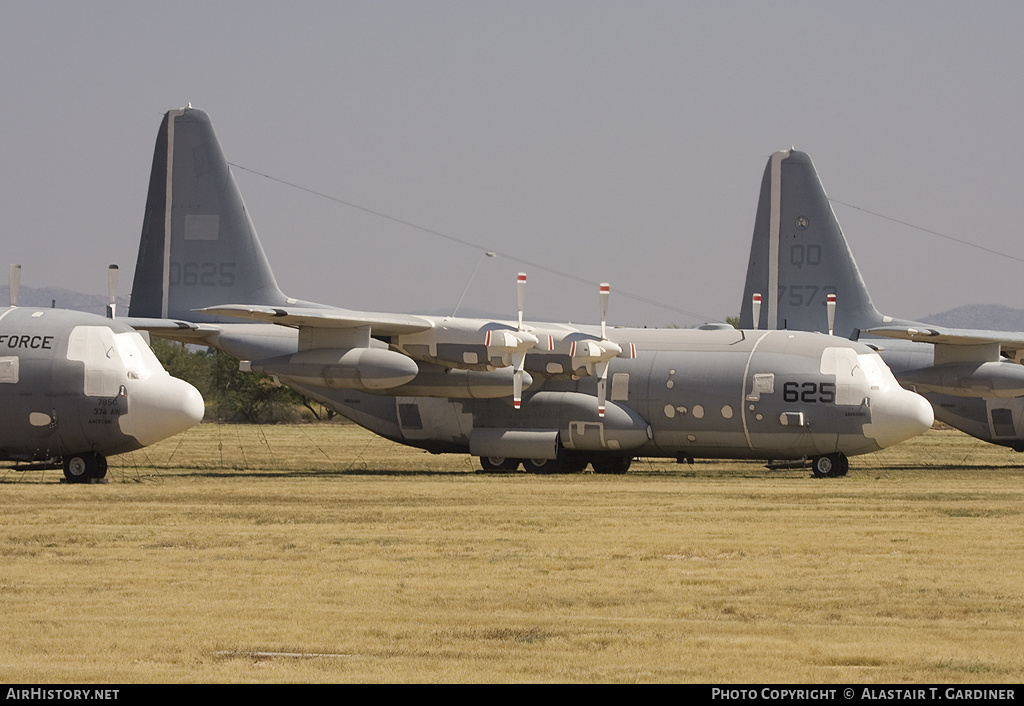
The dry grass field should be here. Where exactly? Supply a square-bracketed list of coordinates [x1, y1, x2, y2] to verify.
[1, 422, 1022, 683]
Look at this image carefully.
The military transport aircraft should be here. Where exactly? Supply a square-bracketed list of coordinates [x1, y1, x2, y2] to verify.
[0, 265, 204, 483]
[740, 149, 1024, 451]
[126, 107, 933, 476]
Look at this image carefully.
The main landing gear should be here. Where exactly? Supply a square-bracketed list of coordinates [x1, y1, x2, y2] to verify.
[477, 455, 631, 474]
[63, 452, 108, 483]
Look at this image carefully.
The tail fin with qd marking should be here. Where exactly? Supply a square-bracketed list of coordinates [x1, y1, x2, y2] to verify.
[738, 150, 892, 339]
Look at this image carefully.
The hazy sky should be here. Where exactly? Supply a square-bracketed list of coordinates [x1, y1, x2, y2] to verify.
[3, 2, 1023, 327]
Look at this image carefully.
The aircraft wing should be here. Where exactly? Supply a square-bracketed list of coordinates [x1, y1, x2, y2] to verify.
[194, 305, 435, 336]
[866, 325, 1024, 359]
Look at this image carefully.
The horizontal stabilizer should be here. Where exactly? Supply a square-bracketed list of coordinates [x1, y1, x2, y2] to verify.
[121, 317, 220, 345]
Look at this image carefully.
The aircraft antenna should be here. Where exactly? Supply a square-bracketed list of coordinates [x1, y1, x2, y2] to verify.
[451, 251, 495, 317]
[9, 264, 20, 307]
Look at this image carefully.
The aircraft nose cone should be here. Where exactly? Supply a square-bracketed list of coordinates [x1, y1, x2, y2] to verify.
[867, 388, 934, 449]
[120, 374, 205, 446]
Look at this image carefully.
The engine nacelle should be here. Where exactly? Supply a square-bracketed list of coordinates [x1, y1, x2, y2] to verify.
[250, 347, 418, 391]
[900, 361, 1024, 398]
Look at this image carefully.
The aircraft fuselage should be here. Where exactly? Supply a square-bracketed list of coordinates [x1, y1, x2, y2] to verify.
[0, 307, 204, 472]
[201, 321, 933, 464]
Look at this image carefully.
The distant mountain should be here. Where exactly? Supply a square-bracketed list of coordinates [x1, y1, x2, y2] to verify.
[0, 285, 129, 317]
[916, 304, 1024, 332]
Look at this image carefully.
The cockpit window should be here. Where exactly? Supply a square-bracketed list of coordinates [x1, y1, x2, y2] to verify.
[113, 331, 162, 381]
[857, 352, 896, 391]
[821, 347, 897, 405]
[67, 326, 165, 396]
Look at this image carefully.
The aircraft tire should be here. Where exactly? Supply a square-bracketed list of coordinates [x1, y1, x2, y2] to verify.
[63, 452, 103, 483]
[521, 456, 589, 474]
[522, 458, 560, 474]
[479, 456, 520, 472]
[560, 458, 588, 473]
[811, 453, 848, 478]
[95, 455, 108, 479]
[592, 456, 631, 474]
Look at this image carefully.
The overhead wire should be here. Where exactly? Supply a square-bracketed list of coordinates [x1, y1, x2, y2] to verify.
[829, 199, 1024, 265]
[228, 162, 718, 323]
[228, 162, 1024, 324]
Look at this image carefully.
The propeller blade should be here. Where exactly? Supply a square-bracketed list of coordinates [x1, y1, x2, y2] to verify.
[9, 264, 21, 307]
[107, 264, 119, 319]
[517, 272, 526, 330]
[826, 293, 836, 336]
[752, 293, 762, 330]
[599, 283, 609, 339]
[513, 273, 529, 408]
[512, 352, 527, 409]
[596, 360, 610, 417]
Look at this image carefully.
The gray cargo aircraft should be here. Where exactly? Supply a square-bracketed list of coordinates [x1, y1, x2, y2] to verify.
[127, 107, 933, 476]
[0, 266, 204, 482]
[740, 149, 1024, 451]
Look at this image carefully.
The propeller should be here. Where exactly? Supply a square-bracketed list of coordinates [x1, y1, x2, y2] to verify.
[484, 272, 549, 409]
[751, 292, 761, 330]
[9, 264, 21, 307]
[568, 282, 634, 417]
[107, 265, 119, 319]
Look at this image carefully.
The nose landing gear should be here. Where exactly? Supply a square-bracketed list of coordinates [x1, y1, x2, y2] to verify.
[811, 453, 848, 478]
[63, 452, 108, 483]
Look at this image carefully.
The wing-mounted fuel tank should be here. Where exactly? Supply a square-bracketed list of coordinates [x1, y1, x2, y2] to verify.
[250, 345, 539, 400]
[249, 345, 419, 390]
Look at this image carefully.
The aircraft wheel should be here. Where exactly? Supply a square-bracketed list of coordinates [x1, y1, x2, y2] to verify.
[522, 457, 589, 474]
[479, 456, 520, 472]
[560, 458, 588, 473]
[523, 458, 560, 473]
[63, 453, 102, 483]
[592, 456, 631, 474]
[95, 455, 108, 479]
[812, 453, 848, 478]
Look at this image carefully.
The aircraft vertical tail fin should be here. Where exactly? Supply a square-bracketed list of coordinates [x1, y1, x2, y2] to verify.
[129, 107, 292, 322]
[738, 150, 890, 339]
